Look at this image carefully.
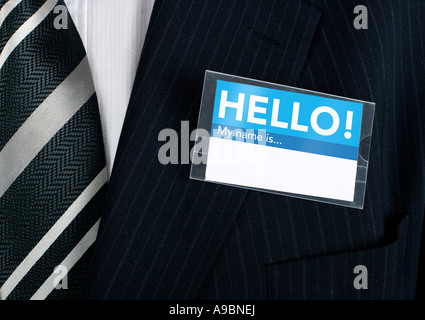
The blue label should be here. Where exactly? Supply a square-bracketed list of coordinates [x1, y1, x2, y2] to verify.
[211, 80, 364, 160]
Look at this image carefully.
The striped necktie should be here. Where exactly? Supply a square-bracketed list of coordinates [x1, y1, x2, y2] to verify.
[0, 0, 107, 300]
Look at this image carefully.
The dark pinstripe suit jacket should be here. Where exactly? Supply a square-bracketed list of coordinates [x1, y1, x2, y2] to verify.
[85, 0, 425, 299]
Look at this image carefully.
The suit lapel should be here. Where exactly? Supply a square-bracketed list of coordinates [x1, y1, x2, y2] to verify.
[88, 0, 321, 299]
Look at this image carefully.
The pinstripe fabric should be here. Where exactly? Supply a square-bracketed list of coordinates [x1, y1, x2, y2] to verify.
[0, 0, 106, 300]
[86, 0, 425, 300]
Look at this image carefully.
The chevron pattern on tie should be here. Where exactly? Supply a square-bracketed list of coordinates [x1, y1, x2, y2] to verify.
[0, 0, 107, 300]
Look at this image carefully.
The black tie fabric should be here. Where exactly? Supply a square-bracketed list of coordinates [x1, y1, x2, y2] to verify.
[0, 0, 107, 300]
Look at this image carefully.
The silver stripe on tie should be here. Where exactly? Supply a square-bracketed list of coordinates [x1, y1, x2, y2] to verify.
[0, 56, 95, 198]
[30, 219, 102, 300]
[0, 0, 58, 69]
[0, 0, 23, 28]
[0, 168, 107, 300]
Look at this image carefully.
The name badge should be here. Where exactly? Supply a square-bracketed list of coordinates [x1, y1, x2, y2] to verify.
[190, 71, 375, 209]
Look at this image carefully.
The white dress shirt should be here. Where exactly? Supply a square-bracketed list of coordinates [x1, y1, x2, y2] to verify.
[64, 0, 156, 177]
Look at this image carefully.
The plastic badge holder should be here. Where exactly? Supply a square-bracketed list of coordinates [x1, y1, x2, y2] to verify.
[190, 71, 375, 209]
